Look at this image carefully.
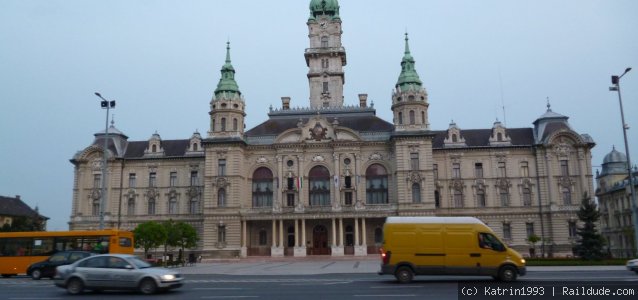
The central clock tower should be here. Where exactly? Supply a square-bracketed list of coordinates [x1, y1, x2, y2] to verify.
[305, 0, 346, 108]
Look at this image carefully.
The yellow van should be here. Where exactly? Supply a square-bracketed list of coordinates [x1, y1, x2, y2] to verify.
[378, 216, 526, 283]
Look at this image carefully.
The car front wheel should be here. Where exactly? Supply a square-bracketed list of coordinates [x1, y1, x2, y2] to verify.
[66, 278, 84, 295]
[498, 265, 518, 282]
[139, 278, 157, 295]
[31, 269, 42, 280]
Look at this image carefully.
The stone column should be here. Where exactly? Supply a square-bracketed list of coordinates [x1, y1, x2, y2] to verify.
[279, 219, 284, 247]
[294, 219, 306, 257]
[302, 219, 307, 248]
[241, 220, 247, 257]
[271, 219, 283, 257]
[355, 217, 367, 256]
[332, 218, 344, 256]
[354, 217, 359, 246]
[332, 218, 337, 247]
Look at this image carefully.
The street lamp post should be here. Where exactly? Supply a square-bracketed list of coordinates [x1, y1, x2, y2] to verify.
[609, 67, 638, 255]
[94, 92, 116, 230]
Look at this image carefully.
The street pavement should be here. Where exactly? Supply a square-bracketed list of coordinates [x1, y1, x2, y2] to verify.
[175, 255, 626, 275]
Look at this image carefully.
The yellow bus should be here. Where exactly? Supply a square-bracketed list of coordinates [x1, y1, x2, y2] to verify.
[0, 229, 134, 277]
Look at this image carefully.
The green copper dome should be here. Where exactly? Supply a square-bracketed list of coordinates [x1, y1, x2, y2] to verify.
[214, 41, 241, 97]
[396, 33, 423, 91]
[309, 0, 340, 19]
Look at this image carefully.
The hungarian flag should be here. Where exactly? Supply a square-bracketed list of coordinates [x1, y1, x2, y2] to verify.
[296, 176, 303, 190]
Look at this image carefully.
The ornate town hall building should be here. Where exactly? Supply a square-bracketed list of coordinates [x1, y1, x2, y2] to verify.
[70, 0, 595, 258]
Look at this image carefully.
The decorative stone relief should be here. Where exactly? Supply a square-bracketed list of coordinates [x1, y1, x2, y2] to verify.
[216, 149, 228, 159]
[91, 159, 103, 171]
[214, 177, 229, 188]
[369, 153, 383, 161]
[495, 178, 510, 190]
[295, 200, 305, 213]
[451, 179, 464, 191]
[554, 143, 572, 157]
[354, 199, 365, 211]
[559, 176, 573, 188]
[312, 154, 325, 162]
[494, 152, 508, 162]
[90, 188, 101, 201]
[146, 188, 159, 200]
[449, 153, 462, 163]
[408, 172, 422, 183]
[256, 156, 269, 164]
[187, 187, 200, 198]
[308, 122, 328, 141]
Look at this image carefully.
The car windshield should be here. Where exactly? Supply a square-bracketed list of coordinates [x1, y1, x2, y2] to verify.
[128, 256, 152, 269]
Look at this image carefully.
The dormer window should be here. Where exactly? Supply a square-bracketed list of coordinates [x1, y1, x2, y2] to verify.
[193, 143, 198, 151]
[452, 134, 458, 143]
[152, 145, 157, 153]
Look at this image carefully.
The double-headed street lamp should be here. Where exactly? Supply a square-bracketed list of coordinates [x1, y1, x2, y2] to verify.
[609, 67, 638, 255]
[94, 92, 116, 230]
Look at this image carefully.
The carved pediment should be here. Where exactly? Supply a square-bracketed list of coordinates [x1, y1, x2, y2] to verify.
[146, 188, 159, 200]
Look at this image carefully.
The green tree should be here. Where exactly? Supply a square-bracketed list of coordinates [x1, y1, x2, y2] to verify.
[0, 216, 45, 232]
[573, 193, 606, 260]
[174, 221, 199, 266]
[526, 234, 540, 258]
[133, 221, 167, 257]
[162, 219, 181, 264]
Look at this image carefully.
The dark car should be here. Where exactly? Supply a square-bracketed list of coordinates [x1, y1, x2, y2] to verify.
[54, 254, 183, 295]
[27, 251, 92, 280]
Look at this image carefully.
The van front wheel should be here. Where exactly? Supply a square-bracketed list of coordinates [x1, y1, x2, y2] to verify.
[497, 265, 517, 282]
[395, 266, 414, 283]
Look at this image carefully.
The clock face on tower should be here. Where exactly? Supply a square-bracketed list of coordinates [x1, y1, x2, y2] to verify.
[320, 22, 326, 28]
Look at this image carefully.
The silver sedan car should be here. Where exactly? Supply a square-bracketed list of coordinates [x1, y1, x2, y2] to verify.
[54, 254, 183, 295]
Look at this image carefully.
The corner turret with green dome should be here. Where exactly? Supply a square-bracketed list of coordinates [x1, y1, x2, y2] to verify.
[209, 41, 246, 139]
[391, 33, 429, 131]
[309, 0, 340, 20]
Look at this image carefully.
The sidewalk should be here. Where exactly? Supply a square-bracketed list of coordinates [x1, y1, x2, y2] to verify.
[176, 255, 626, 275]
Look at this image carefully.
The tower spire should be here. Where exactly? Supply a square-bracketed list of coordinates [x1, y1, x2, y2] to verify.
[396, 32, 422, 91]
[214, 41, 241, 97]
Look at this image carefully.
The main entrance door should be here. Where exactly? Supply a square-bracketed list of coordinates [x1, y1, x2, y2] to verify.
[312, 225, 330, 255]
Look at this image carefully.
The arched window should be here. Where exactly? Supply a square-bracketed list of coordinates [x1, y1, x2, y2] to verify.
[193, 143, 198, 151]
[190, 198, 199, 214]
[92, 199, 100, 216]
[345, 225, 354, 247]
[374, 227, 383, 244]
[562, 187, 571, 205]
[523, 188, 532, 206]
[366, 164, 388, 204]
[309, 165, 330, 206]
[497, 132, 503, 141]
[148, 198, 156, 215]
[259, 229, 268, 246]
[477, 190, 486, 207]
[421, 111, 425, 124]
[412, 183, 421, 203]
[218, 188, 226, 207]
[453, 190, 463, 207]
[287, 226, 295, 248]
[221, 118, 226, 131]
[168, 197, 178, 214]
[398, 112, 403, 125]
[409, 110, 415, 125]
[435, 190, 440, 208]
[233, 118, 238, 131]
[452, 134, 458, 143]
[152, 144, 157, 153]
[211, 118, 215, 132]
[127, 198, 135, 215]
[252, 167, 273, 207]
[321, 36, 328, 47]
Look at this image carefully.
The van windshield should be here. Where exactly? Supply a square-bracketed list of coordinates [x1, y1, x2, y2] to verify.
[478, 233, 505, 251]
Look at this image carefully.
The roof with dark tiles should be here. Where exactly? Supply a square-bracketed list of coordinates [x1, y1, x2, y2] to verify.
[432, 128, 535, 148]
[0, 195, 48, 219]
[245, 115, 394, 136]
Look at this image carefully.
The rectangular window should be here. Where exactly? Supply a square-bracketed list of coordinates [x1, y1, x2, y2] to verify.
[323, 82, 329, 93]
[498, 162, 507, 178]
[286, 193, 295, 207]
[452, 163, 461, 179]
[520, 162, 529, 177]
[526, 223, 535, 237]
[410, 153, 419, 171]
[500, 189, 509, 206]
[190, 171, 199, 186]
[433, 164, 438, 180]
[345, 192, 353, 205]
[477, 191, 486, 207]
[523, 188, 532, 206]
[503, 223, 512, 240]
[218, 159, 226, 176]
[568, 221, 577, 238]
[129, 173, 136, 188]
[149, 172, 156, 187]
[474, 163, 483, 178]
[344, 176, 352, 188]
[560, 160, 569, 176]
[287, 178, 295, 190]
[169, 172, 177, 187]
[93, 174, 102, 188]
[218, 225, 226, 243]
[453, 190, 463, 208]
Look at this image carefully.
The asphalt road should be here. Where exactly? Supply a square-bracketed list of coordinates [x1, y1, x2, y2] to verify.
[0, 270, 636, 300]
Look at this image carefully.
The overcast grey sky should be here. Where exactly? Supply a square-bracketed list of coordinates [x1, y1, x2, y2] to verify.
[1, 0, 637, 231]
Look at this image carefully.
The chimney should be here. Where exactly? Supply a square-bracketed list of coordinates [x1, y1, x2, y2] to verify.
[358, 94, 368, 107]
[281, 97, 291, 110]
[15, 195, 20, 200]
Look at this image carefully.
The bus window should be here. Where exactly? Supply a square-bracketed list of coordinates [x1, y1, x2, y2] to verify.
[119, 237, 132, 247]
